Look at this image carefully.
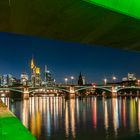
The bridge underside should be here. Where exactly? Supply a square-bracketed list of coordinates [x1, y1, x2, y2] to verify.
[0, 0, 140, 51]
[85, 0, 140, 20]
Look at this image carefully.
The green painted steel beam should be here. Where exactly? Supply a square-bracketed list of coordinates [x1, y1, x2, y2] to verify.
[85, 0, 140, 19]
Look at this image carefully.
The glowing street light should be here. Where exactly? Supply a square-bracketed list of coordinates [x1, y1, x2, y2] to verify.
[104, 78, 107, 85]
[70, 76, 74, 85]
[64, 78, 68, 85]
[112, 76, 117, 84]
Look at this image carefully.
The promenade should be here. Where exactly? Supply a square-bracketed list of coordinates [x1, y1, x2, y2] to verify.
[0, 99, 36, 140]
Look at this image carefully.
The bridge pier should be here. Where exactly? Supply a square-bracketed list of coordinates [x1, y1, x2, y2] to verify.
[111, 92, 117, 97]
[65, 86, 75, 99]
[69, 86, 75, 98]
[65, 93, 75, 100]
[22, 88, 29, 100]
[111, 86, 117, 97]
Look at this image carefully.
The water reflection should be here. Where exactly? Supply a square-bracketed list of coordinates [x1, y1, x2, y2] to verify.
[22, 99, 29, 128]
[70, 99, 75, 138]
[122, 97, 126, 128]
[104, 100, 108, 131]
[130, 97, 136, 132]
[138, 98, 140, 133]
[65, 101, 69, 138]
[112, 98, 119, 136]
[1, 96, 140, 140]
[92, 97, 97, 129]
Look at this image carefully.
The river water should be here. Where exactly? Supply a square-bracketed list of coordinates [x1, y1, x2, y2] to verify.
[1, 96, 140, 140]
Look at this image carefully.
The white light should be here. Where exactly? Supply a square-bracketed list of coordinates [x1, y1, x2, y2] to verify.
[112, 76, 117, 81]
[104, 78, 107, 83]
[1, 94, 5, 97]
[65, 78, 68, 82]
[71, 76, 74, 80]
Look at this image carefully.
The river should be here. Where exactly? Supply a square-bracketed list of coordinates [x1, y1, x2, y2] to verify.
[1, 96, 140, 140]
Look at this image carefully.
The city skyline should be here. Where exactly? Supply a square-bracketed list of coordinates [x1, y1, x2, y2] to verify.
[1, 32, 140, 83]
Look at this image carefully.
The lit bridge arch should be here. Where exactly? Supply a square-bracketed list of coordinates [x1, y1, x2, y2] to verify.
[0, 88, 23, 93]
[116, 86, 140, 93]
[75, 86, 112, 93]
[29, 86, 70, 94]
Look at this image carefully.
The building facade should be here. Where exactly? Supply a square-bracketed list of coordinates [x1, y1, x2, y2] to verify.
[44, 65, 55, 86]
[20, 72, 29, 86]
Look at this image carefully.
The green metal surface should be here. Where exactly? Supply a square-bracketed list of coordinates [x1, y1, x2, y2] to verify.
[85, 0, 140, 19]
[0, 100, 36, 140]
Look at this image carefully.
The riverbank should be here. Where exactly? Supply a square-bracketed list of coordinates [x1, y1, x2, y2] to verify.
[0, 99, 36, 140]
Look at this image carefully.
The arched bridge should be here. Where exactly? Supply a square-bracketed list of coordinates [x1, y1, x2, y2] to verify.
[0, 85, 140, 96]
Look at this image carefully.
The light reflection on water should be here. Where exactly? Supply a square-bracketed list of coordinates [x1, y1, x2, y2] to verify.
[1, 96, 140, 140]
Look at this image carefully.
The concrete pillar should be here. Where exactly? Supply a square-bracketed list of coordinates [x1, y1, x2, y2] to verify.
[22, 93, 29, 100]
[65, 93, 75, 100]
[111, 86, 117, 97]
[69, 86, 75, 94]
[22, 88, 29, 100]
[69, 86, 75, 98]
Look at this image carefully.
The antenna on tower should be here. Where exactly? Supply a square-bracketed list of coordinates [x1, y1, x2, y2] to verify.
[45, 65, 47, 72]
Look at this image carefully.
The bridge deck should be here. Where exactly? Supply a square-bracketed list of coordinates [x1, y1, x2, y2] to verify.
[0, 99, 36, 140]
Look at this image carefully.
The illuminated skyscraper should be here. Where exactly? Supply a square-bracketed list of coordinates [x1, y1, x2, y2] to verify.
[31, 56, 36, 87]
[31, 56, 35, 69]
[30, 56, 41, 87]
[20, 72, 29, 86]
[44, 65, 54, 86]
[35, 67, 41, 86]
[1, 74, 16, 86]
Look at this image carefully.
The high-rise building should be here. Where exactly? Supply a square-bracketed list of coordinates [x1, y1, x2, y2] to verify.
[78, 72, 86, 86]
[1, 74, 16, 86]
[122, 73, 137, 81]
[44, 65, 54, 86]
[30, 56, 41, 87]
[35, 67, 41, 86]
[2, 74, 8, 86]
[20, 72, 29, 86]
[128, 73, 136, 81]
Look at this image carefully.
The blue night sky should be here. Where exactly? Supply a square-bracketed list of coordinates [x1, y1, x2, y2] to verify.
[0, 32, 140, 84]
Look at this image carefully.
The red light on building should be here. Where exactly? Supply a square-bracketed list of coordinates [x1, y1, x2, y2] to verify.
[92, 83, 96, 88]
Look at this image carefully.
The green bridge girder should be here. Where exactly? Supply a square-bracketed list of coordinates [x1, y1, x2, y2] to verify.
[0, 86, 140, 94]
[0, 88, 23, 93]
[74, 86, 112, 92]
[85, 0, 140, 19]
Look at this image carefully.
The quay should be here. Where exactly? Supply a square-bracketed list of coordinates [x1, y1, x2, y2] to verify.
[0, 99, 36, 140]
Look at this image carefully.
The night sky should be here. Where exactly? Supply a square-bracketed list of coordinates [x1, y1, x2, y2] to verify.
[0, 32, 140, 84]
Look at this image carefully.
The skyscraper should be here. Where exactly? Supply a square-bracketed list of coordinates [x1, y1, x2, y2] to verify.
[30, 56, 41, 87]
[20, 72, 29, 86]
[35, 67, 41, 86]
[44, 65, 54, 86]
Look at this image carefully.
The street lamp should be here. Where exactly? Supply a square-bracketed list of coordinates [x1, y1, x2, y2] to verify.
[112, 76, 116, 83]
[104, 78, 107, 85]
[70, 76, 74, 85]
[64, 78, 68, 85]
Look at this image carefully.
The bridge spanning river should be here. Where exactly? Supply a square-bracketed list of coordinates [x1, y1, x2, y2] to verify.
[0, 85, 140, 99]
